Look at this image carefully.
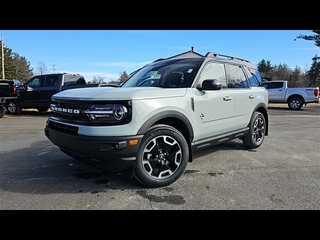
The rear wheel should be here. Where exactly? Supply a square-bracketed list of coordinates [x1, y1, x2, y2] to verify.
[134, 124, 189, 188]
[288, 97, 303, 110]
[6, 101, 21, 115]
[242, 111, 266, 149]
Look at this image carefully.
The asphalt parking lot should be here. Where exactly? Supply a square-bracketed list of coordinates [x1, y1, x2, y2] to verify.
[0, 104, 319, 210]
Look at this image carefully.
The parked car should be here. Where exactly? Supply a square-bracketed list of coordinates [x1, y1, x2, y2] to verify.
[6, 73, 99, 115]
[263, 80, 319, 110]
[0, 79, 18, 118]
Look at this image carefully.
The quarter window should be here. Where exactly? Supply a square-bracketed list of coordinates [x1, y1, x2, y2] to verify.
[248, 68, 263, 87]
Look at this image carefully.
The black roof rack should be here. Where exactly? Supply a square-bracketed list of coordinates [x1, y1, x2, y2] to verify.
[205, 52, 250, 63]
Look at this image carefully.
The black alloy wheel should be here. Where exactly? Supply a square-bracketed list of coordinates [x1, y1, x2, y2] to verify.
[242, 111, 266, 149]
[134, 124, 189, 188]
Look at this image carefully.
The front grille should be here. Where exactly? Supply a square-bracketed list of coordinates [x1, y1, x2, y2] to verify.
[49, 121, 79, 135]
[49, 99, 132, 126]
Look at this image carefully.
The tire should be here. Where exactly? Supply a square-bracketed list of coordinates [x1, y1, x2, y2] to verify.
[133, 124, 189, 188]
[0, 106, 5, 118]
[288, 97, 303, 110]
[242, 111, 266, 149]
[6, 101, 21, 115]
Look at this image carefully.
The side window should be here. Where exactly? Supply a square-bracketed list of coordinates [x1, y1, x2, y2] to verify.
[26, 76, 45, 88]
[226, 64, 249, 88]
[44, 76, 59, 87]
[198, 62, 227, 88]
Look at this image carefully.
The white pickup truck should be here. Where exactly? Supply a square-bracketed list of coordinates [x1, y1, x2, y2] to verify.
[263, 80, 319, 110]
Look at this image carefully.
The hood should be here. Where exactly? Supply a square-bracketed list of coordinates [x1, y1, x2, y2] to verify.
[52, 86, 187, 101]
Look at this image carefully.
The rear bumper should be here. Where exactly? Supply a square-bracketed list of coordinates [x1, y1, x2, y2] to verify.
[1, 96, 16, 105]
[44, 124, 143, 173]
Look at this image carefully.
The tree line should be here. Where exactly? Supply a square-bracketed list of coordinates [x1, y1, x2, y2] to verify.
[258, 30, 320, 88]
[1, 30, 319, 87]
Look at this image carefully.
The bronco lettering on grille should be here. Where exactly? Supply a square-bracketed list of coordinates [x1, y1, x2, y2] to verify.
[50, 104, 80, 114]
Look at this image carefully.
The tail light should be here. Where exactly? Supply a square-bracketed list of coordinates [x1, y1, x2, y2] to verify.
[314, 89, 319, 97]
[13, 84, 17, 95]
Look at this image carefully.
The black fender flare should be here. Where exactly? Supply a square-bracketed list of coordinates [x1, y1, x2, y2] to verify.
[137, 110, 194, 140]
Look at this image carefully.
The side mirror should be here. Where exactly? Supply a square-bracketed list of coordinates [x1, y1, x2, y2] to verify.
[197, 79, 222, 91]
[18, 84, 25, 90]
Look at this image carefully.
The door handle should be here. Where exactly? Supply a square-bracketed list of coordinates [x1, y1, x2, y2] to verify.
[249, 95, 255, 99]
[223, 96, 232, 101]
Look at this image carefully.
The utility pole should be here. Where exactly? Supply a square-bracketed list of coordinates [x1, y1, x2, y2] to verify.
[1, 35, 4, 79]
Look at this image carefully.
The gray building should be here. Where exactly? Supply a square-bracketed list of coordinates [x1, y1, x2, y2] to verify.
[167, 47, 203, 59]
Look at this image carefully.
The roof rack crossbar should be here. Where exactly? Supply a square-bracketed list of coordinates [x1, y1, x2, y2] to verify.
[205, 52, 250, 63]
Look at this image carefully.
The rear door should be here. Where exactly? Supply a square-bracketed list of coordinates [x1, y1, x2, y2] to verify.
[225, 64, 254, 129]
[40, 75, 61, 106]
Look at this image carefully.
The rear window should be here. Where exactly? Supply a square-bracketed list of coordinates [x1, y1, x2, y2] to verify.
[263, 82, 283, 89]
[63, 74, 86, 86]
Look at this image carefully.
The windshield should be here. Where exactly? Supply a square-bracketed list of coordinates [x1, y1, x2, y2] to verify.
[122, 58, 203, 88]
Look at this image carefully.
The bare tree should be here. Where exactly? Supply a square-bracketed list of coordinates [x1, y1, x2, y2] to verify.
[36, 62, 49, 75]
[91, 74, 106, 84]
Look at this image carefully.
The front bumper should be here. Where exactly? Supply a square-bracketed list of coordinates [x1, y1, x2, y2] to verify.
[44, 123, 143, 173]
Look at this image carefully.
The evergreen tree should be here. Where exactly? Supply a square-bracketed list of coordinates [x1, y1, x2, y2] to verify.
[295, 30, 320, 87]
[306, 55, 320, 87]
[12, 53, 33, 82]
[0, 41, 33, 82]
[295, 30, 320, 47]
[118, 71, 129, 84]
[290, 66, 302, 87]
[257, 59, 273, 77]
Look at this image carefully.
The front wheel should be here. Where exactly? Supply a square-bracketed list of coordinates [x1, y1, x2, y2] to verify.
[242, 111, 266, 149]
[134, 124, 189, 188]
[6, 101, 21, 115]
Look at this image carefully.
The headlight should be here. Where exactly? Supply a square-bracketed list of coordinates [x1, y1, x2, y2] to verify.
[85, 104, 128, 123]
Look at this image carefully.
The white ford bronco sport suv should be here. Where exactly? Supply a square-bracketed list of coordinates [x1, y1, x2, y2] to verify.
[44, 52, 269, 188]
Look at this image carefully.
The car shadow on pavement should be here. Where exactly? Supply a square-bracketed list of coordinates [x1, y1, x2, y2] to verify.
[0, 140, 146, 194]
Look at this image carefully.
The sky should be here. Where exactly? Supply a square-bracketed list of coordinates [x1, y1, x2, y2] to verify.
[0, 30, 319, 82]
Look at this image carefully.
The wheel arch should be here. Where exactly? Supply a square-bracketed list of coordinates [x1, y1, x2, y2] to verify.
[252, 103, 269, 136]
[287, 94, 305, 104]
[137, 110, 194, 162]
